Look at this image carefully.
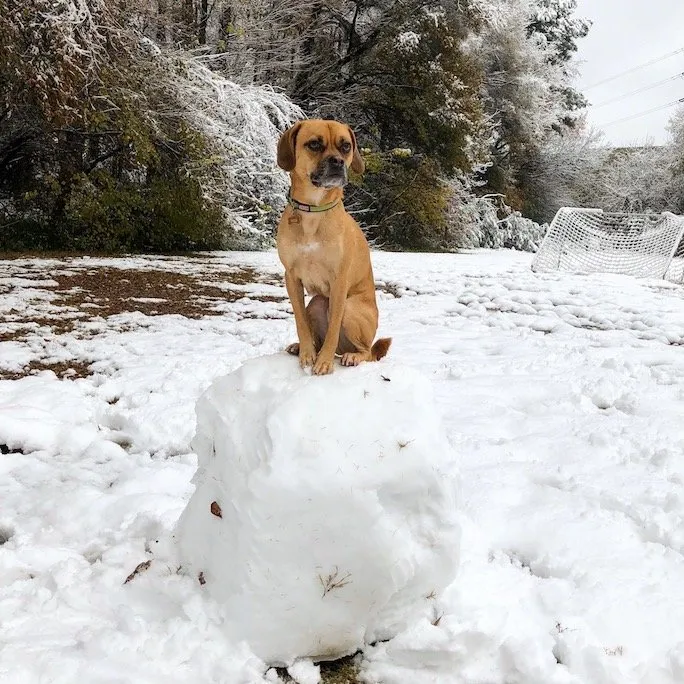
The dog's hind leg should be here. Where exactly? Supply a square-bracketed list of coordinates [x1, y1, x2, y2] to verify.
[338, 295, 378, 366]
[289, 295, 390, 365]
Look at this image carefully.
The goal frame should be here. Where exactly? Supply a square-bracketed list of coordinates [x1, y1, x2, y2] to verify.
[531, 207, 684, 281]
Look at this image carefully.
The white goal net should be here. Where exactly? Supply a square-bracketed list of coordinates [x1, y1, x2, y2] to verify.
[531, 208, 684, 282]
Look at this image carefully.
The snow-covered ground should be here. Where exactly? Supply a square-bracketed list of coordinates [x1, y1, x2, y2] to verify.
[2, 249, 684, 683]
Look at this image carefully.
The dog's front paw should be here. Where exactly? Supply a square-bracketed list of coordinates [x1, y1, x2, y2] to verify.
[299, 344, 317, 368]
[313, 354, 334, 375]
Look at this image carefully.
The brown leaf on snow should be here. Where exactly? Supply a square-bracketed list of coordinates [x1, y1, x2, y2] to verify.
[198, 571, 206, 586]
[210, 501, 222, 518]
[124, 560, 152, 584]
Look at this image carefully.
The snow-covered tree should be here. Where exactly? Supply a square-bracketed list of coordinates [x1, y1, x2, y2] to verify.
[0, 0, 111, 124]
[527, 0, 591, 65]
[519, 120, 605, 222]
[557, 109, 684, 218]
[0, 0, 301, 251]
[473, 0, 574, 204]
[351, 3, 487, 173]
[527, 0, 590, 118]
[163, 51, 302, 243]
[461, 0, 589, 215]
[578, 145, 673, 214]
[666, 106, 684, 213]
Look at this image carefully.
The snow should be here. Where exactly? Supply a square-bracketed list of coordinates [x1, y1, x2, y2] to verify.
[3, 249, 684, 682]
[396, 31, 421, 52]
[287, 659, 321, 684]
[168, 52, 303, 242]
[174, 354, 460, 666]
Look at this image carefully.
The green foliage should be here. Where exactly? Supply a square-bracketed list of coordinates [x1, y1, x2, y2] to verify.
[0, 3, 232, 254]
[0, 169, 224, 253]
[347, 151, 450, 251]
[63, 173, 139, 251]
[141, 175, 224, 252]
[0, 75, 226, 253]
[359, 11, 485, 175]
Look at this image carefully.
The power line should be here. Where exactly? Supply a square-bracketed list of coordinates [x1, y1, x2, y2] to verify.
[593, 72, 684, 109]
[584, 47, 684, 91]
[598, 97, 684, 129]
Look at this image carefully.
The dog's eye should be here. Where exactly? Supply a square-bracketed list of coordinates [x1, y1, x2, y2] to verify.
[340, 141, 352, 154]
[306, 140, 323, 152]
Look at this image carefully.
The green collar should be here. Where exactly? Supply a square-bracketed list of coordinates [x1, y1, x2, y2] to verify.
[288, 192, 340, 213]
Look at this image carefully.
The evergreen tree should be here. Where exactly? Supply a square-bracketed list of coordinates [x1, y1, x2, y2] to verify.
[527, 0, 591, 119]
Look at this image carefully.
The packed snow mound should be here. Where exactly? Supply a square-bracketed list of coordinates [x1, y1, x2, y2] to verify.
[174, 353, 461, 666]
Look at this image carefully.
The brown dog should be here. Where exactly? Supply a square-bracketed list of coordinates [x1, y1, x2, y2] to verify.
[276, 119, 391, 375]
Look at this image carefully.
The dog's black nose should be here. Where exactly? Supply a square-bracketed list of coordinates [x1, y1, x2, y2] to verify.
[328, 156, 345, 169]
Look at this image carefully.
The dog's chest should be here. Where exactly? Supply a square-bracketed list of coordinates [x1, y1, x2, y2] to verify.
[290, 239, 333, 296]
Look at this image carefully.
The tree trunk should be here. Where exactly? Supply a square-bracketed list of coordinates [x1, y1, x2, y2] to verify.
[292, 2, 322, 103]
[157, 0, 167, 44]
[198, 0, 209, 44]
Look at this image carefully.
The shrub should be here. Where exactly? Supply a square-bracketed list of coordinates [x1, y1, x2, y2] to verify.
[347, 150, 450, 251]
[0, 2, 301, 253]
[445, 176, 547, 252]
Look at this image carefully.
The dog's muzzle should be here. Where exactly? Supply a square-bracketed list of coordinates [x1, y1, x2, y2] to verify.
[310, 156, 348, 188]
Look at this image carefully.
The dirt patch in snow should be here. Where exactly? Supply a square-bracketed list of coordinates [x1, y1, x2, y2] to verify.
[52, 267, 257, 319]
[275, 655, 360, 684]
[0, 359, 95, 381]
[0, 262, 286, 379]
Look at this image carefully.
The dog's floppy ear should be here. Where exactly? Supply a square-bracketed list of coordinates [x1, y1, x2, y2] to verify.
[277, 122, 302, 172]
[347, 126, 365, 174]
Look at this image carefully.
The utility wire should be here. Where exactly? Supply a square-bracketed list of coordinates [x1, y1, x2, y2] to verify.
[593, 72, 684, 109]
[599, 97, 684, 128]
[584, 47, 684, 90]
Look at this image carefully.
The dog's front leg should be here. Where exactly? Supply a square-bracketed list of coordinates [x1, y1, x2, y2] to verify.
[285, 270, 317, 368]
[313, 272, 347, 375]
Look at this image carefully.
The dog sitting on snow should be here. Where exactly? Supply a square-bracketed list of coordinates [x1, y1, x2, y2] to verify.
[276, 119, 391, 375]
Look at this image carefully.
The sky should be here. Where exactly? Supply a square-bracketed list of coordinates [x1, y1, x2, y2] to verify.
[574, 0, 684, 147]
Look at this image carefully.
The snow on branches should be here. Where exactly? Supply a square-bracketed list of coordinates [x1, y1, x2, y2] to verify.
[1, 0, 111, 121]
[1, 0, 302, 247]
[473, 0, 567, 146]
[161, 51, 303, 244]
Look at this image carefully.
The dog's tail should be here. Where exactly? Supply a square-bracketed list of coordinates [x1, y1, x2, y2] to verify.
[371, 337, 392, 361]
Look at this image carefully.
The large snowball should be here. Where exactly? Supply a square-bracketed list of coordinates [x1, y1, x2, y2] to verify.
[174, 354, 460, 666]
